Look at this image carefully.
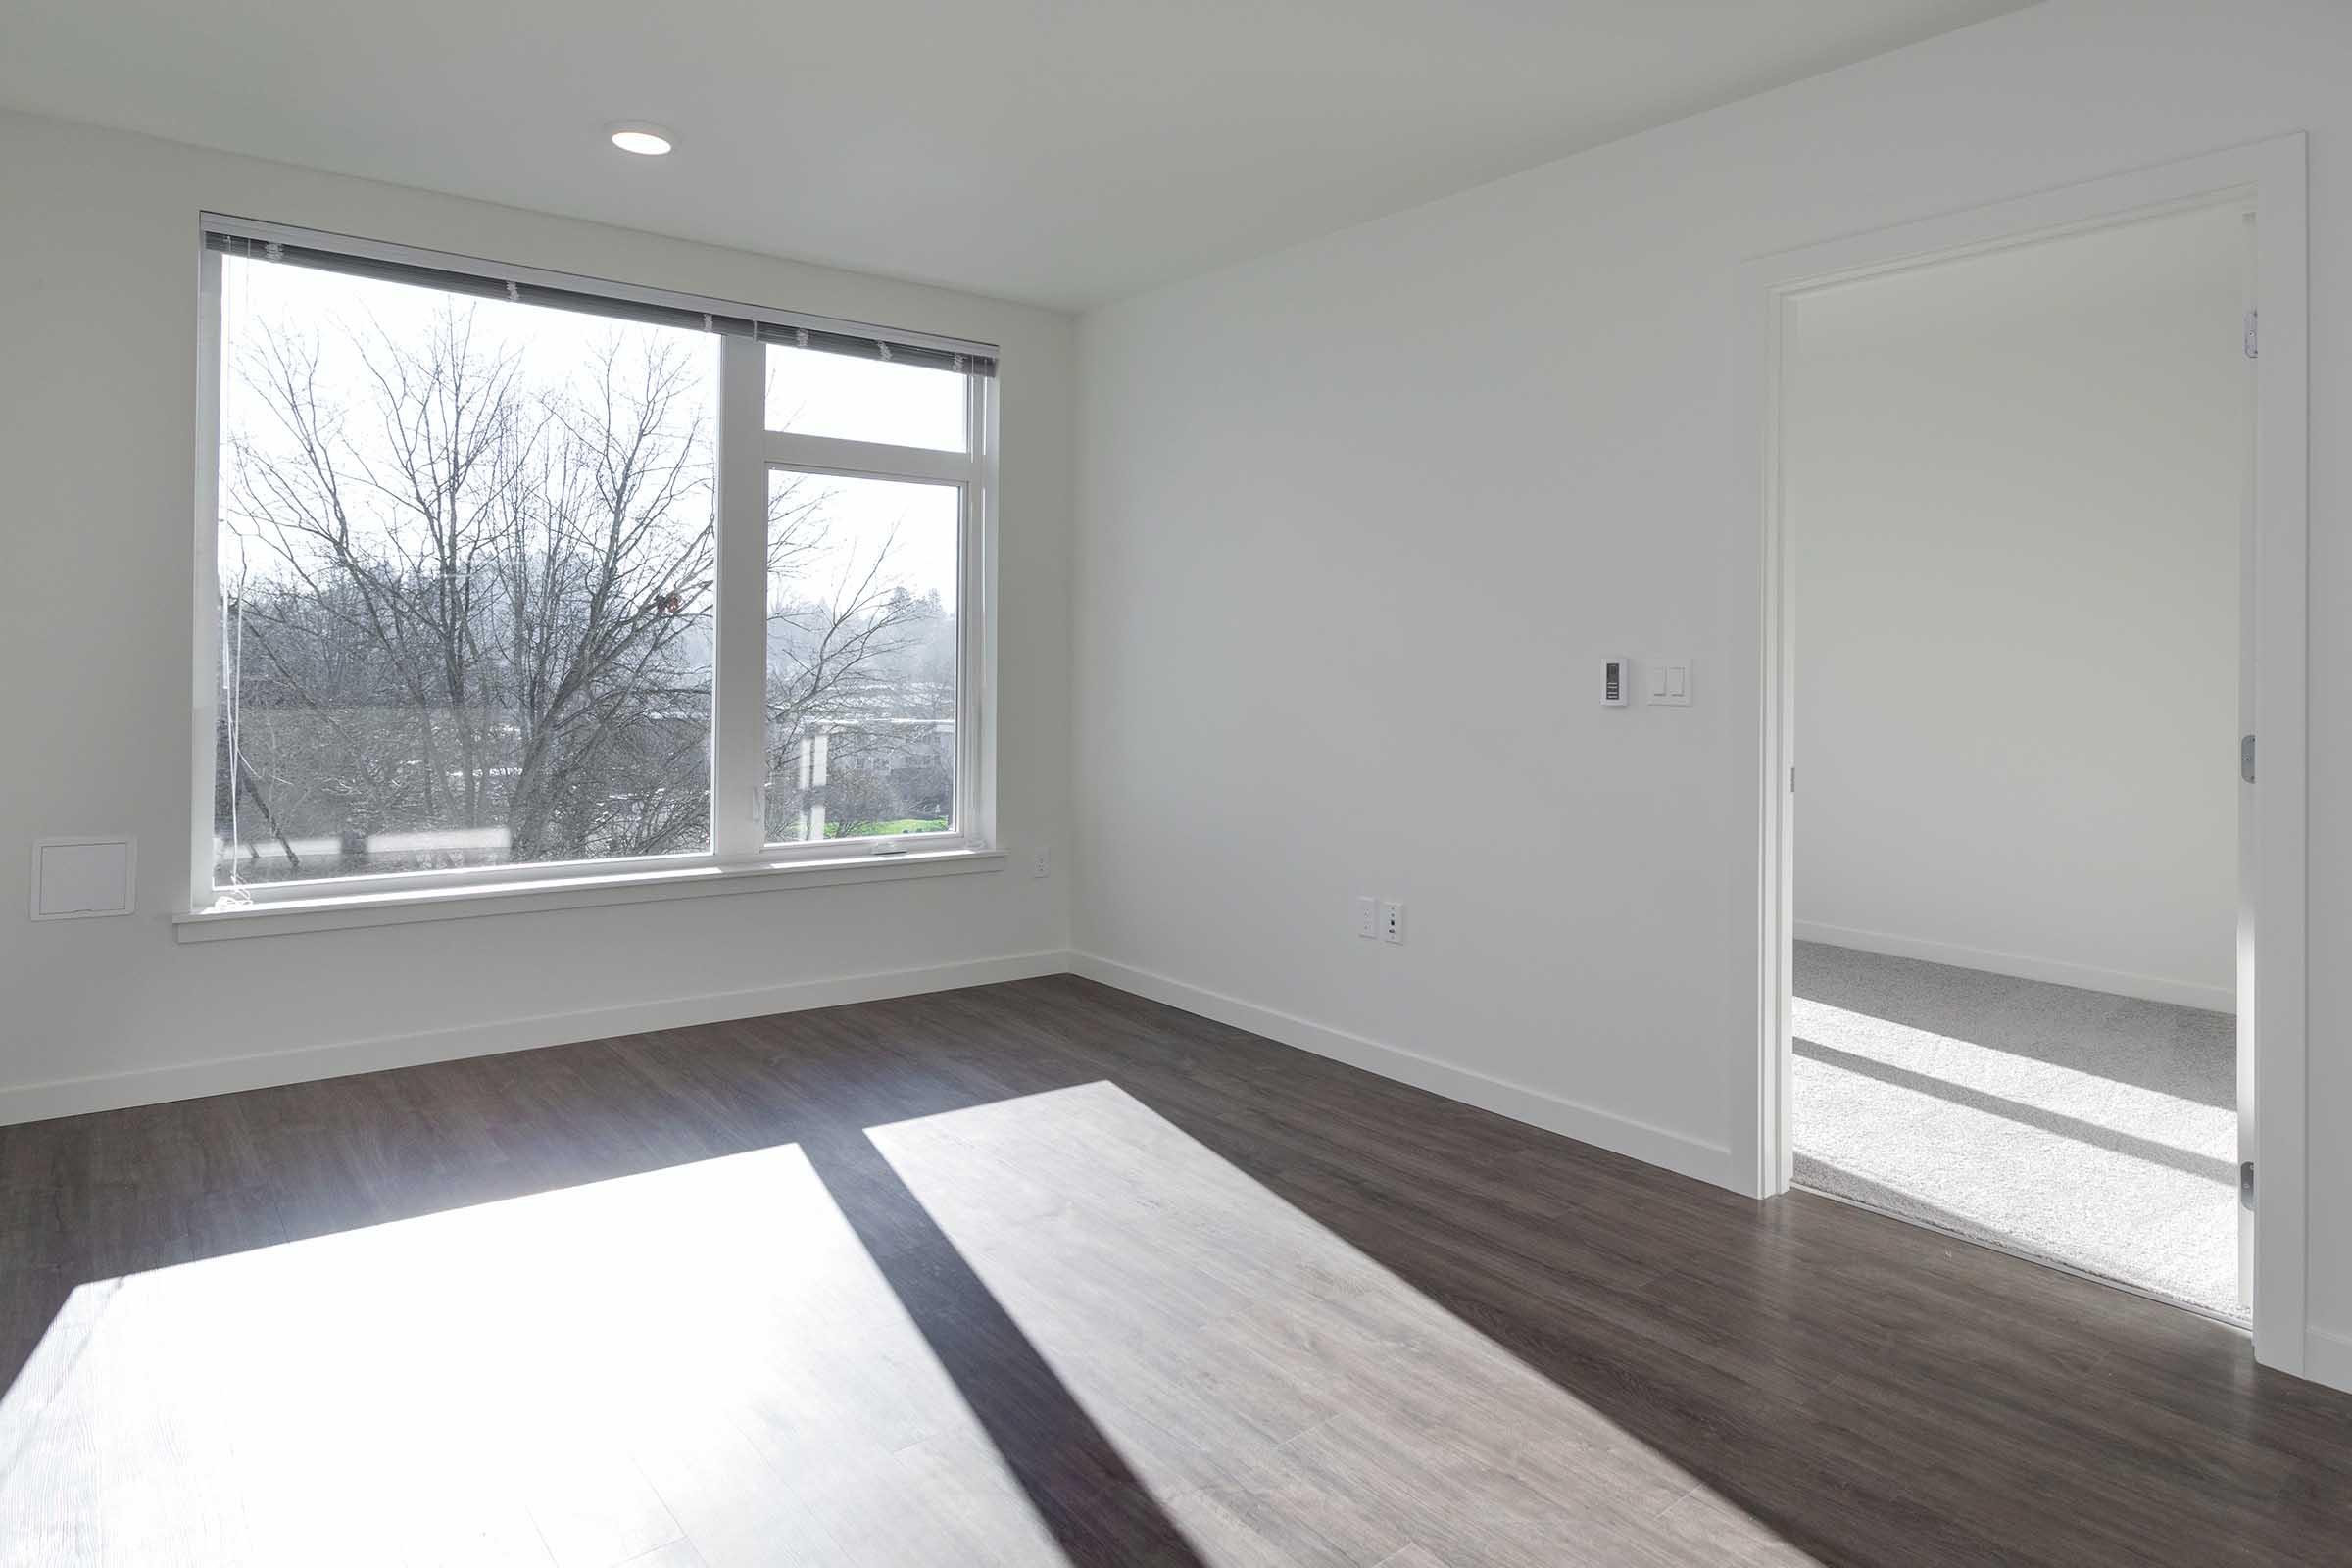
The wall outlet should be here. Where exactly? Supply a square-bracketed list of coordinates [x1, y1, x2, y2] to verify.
[1031, 846, 1052, 878]
[1353, 895, 1378, 939]
[1379, 898, 1406, 945]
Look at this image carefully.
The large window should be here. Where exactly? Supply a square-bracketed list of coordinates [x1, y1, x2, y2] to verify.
[199, 220, 994, 906]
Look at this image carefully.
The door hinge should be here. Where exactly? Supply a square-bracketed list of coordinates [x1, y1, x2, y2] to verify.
[1789, 765, 1796, 794]
[2241, 733, 2257, 784]
[2241, 1160, 2256, 1211]
[2244, 309, 2260, 360]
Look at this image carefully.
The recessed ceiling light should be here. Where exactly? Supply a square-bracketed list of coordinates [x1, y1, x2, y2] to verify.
[608, 122, 674, 157]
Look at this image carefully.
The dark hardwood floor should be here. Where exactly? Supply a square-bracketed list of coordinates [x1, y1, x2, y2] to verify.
[1, 974, 2346, 1566]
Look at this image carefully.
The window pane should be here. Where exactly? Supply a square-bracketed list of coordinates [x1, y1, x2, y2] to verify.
[214, 256, 718, 886]
[764, 471, 959, 843]
[764, 343, 967, 452]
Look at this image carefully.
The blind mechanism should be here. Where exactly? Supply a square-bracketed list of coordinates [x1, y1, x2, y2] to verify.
[204, 225, 997, 378]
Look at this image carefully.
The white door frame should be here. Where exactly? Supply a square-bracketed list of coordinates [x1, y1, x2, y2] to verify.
[1738, 135, 2309, 1374]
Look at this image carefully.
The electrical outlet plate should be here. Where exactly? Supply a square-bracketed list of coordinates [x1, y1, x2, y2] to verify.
[1353, 896, 1377, 939]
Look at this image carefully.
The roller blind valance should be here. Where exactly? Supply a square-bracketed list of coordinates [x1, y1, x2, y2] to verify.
[203, 220, 999, 377]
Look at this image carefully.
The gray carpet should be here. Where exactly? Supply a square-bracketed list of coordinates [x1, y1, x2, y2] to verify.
[1792, 941, 2242, 1321]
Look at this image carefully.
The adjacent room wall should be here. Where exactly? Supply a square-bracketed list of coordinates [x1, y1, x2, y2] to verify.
[0, 110, 1076, 1120]
[1787, 204, 2246, 1010]
[1071, 0, 2352, 1375]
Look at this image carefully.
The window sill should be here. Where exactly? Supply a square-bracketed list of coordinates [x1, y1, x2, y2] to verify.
[173, 849, 1004, 944]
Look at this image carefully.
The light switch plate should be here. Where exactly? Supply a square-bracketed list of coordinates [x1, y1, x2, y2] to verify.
[32, 836, 136, 920]
[1646, 658, 1692, 707]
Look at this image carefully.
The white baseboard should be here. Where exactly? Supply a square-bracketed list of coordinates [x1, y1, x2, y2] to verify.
[0, 949, 1074, 1128]
[1068, 951, 1738, 1192]
[2305, 1326, 2352, 1396]
[12, 943, 1740, 1202]
[1793, 920, 2233, 1013]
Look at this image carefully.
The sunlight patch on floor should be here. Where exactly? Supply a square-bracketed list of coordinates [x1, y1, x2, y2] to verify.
[869, 1081, 1815, 1566]
[1793, 990, 2239, 1320]
[1793, 998, 2224, 1140]
[0, 1148, 1061, 1567]
[2, 1088, 1820, 1566]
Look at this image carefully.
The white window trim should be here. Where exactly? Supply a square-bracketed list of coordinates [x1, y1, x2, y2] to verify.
[173, 848, 1004, 944]
[190, 222, 999, 925]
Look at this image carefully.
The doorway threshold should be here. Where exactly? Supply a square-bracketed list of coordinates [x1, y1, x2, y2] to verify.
[1793, 1179, 2250, 1331]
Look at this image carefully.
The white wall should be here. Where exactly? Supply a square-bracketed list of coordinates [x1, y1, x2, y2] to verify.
[0, 111, 1075, 1119]
[1072, 0, 2352, 1377]
[1788, 204, 2245, 1010]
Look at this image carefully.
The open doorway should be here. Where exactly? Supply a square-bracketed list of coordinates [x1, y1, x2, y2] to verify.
[1751, 136, 2307, 1373]
[1779, 203, 2251, 1319]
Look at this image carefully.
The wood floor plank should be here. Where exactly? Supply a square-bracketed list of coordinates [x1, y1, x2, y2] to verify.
[1, 973, 2347, 1567]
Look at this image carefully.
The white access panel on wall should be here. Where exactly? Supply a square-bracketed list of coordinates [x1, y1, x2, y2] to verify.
[32, 836, 135, 920]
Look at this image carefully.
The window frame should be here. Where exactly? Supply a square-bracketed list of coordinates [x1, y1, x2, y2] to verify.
[190, 219, 998, 915]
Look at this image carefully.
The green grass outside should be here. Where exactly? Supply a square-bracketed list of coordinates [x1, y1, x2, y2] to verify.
[826, 817, 950, 838]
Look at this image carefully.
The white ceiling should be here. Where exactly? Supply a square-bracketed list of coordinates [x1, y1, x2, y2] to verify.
[0, 0, 2031, 309]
